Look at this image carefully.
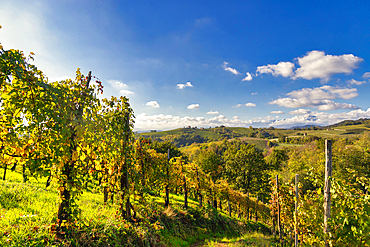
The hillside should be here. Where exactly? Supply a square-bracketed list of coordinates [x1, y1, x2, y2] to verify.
[136, 118, 370, 149]
[0, 169, 273, 246]
[323, 118, 370, 128]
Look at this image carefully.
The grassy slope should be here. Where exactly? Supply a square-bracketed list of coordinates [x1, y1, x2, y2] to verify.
[0, 169, 273, 246]
[138, 124, 370, 142]
[138, 128, 221, 140]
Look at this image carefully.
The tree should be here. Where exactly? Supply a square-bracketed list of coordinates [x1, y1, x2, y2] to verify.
[149, 140, 184, 159]
[197, 148, 223, 208]
[197, 149, 223, 183]
[0, 39, 106, 235]
[266, 148, 288, 170]
[223, 143, 268, 195]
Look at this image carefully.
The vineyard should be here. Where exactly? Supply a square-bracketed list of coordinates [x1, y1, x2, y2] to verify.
[1, 34, 370, 246]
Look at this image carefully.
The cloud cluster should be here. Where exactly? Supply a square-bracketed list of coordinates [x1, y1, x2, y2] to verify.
[222, 62, 241, 75]
[108, 80, 134, 95]
[271, 108, 370, 128]
[348, 79, 367, 85]
[289, 109, 311, 115]
[242, 72, 253, 81]
[207, 110, 219, 115]
[270, 85, 359, 110]
[257, 51, 363, 81]
[177, 81, 193, 89]
[270, 111, 285, 114]
[135, 113, 276, 131]
[135, 108, 370, 131]
[257, 62, 295, 77]
[363, 72, 370, 78]
[187, 104, 200, 109]
[233, 103, 256, 108]
[146, 101, 160, 108]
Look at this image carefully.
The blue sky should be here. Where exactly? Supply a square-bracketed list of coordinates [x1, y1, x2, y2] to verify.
[2, 0, 370, 131]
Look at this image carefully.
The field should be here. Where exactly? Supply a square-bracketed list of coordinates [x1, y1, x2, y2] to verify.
[0, 169, 273, 246]
[137, 122, 370, 148]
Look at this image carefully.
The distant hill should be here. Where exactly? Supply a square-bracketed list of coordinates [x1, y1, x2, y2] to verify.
[288, 124, 322, 130]
[136, 118, 370, 148]
[322, 118, 370, 128]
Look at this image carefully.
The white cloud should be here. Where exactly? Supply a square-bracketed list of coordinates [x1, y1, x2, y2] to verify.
[271, 108, 370, 129]
[257, 61, 295, 77]
[135, 113, 278, 131]
[177, 81, 193, 89]
[222, 61, 241, 75]
[287, 85, 358, 100]
[316, 101, 359, 111]
[363, 72, 370, 78]
[251, 92, 258, 95]
[289, 109, 311, 115]
[233, 103, 256, 108]
[253, 116, 279, 122]
[120, 89, 134, 95]
[293, 51, 363, 80]
[270, 111, 285, 114]
[136, 109, 370, 131]
[207, 110, 219, 115]
[187, 104, 200, 109]
[107, 80, 134, 95]
[256, 51, 363, 81]
[348, 79, 367, 85]
[146, 101, 160, 108]
[270, 85, 359, 110]
[242, 72, 253, 81]
[108, 80, 128, 89]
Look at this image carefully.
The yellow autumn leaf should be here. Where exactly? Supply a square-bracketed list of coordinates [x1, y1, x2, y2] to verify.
[80, 152, 86, 161]
[72, 151, 78, 161]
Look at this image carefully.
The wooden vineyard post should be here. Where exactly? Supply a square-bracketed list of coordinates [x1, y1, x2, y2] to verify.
[271, 184, 276, 237]
[295, 174, 299, 247]
[324, 139, 332, 247]
[277, 175, 282, 244]
[164, 149, 170, 208]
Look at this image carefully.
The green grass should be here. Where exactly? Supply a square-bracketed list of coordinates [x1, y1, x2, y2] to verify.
[138, 128, 221, 140]
[0, 169, 273, 246]
[201, 232, 277, 246]
[232, 137, 270, 151]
